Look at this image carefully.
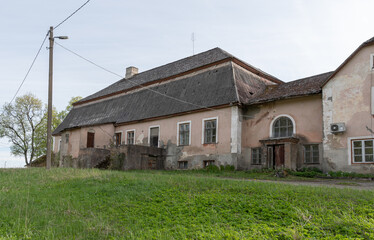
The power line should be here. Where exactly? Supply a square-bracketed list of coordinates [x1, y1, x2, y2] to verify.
[9, 31, 49, 104]
[54, 0, 92, 29]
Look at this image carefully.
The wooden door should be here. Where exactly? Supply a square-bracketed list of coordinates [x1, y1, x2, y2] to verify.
[87, 132, 95, 148]
[274, 145, 285, 167]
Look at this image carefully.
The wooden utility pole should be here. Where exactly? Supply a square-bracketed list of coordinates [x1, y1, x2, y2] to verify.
[46, 27, 68, 169]
[46, 26, 54, 170]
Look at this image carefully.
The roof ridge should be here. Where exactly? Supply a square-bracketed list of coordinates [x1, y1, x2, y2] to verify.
[286, 71, 334, 83]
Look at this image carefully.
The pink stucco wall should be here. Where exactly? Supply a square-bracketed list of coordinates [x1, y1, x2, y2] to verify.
[323, 44, 374, 172]
[242, 95, 323, 148]
[115, 107, 233, 155]
[57, 124, 115, 158]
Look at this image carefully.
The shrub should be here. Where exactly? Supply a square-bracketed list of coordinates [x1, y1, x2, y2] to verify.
[205, 164, 220, 172]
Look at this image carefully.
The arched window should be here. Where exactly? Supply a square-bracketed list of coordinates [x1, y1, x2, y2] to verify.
[272, 116, 294, 138]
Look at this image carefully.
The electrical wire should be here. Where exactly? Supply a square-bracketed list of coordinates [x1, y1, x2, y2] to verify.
[54, 0, 92, 29]
[9, 31, 49, 104]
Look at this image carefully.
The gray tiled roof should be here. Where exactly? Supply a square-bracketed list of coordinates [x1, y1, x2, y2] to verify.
[247, 71, 334, 105]
[54, 63, 242, 134]
[77, 48, 235, 103]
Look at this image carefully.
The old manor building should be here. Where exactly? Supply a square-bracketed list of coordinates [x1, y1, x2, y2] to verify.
[53, 37, 374, 173]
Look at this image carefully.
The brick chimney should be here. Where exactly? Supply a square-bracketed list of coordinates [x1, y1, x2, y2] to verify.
[125, 66, 138, 79]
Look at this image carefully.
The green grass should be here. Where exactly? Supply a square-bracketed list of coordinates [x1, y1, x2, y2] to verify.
[0, 168, 374, 239]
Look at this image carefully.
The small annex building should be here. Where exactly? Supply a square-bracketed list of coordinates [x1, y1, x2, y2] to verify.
[53, 37, 374, 173]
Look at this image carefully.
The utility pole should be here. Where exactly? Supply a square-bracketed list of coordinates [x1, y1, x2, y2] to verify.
[46, 27, 68, 170]
[46, 26, 54, 170]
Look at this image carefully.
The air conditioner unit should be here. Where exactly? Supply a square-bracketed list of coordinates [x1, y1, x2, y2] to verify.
[330, 123, 346, 134]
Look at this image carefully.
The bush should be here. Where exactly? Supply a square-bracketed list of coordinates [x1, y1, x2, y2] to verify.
[205, 164, 220, 172]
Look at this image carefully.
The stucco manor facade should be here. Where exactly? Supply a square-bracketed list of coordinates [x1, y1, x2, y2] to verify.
[53, 37, 374, 173]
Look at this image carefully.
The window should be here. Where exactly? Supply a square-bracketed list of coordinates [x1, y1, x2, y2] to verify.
[65, 133, 69, 143]
[178, 122, 190, 146]
[304, 145, 319, 164]
[370, 54, 374, 70]
[115, 132, 122, 146]
[272, 116, 294, 138]
[203, 119, 217, 144]
[178, 161, 188, 169]
[203, 160, 215, 168]
[87, 132, 95, 148]
[149, 126, 159, 147]
[127, 130, 135, 145]
[352, 139, 374, 163]
[251, 148, 262, 165]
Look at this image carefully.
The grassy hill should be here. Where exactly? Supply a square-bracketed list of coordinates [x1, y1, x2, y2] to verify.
[0, 168, 373, 239]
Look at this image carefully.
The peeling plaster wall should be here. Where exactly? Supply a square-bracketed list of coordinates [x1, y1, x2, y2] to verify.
[323, 45, 374, 173]
[53, 136, 61, 153]
[58, 124, 115, 159]
[240, 95, 323, 169]
[115, 107, 235, 169]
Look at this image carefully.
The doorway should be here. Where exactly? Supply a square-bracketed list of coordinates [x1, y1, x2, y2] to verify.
[267, 144, 285, 168]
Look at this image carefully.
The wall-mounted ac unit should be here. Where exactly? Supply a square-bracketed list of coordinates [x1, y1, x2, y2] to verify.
[330, 123, 346, 134]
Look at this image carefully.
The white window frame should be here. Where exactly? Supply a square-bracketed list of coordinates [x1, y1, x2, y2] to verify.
[125, 129, 136, 145]
[348, 136, 374, 164]
[303, 144, 320, 164]
[148, 125, 160, 147]
[251, 147, 262, 165]
[269, 114, 296, 138]
[114, 131, 123, 145]
[177, 120, 191, 146]
[202, 117, 218, 144]
[370, 53, 374, 71]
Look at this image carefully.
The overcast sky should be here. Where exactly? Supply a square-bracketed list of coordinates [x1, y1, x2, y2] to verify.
[1, 0, 373, 167]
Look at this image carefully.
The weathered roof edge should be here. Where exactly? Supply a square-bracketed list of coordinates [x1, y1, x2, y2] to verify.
[74, 48, 283, 107]
[246, 71, 333, 106]
[322, 36, 374, 87]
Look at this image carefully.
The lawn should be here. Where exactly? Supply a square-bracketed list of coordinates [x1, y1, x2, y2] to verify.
[0, 168, 373, 239]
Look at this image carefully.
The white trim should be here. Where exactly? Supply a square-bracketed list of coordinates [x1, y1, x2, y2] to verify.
[148, 125, 160, 147]
[201, 117, 219, 144]
[347, 136, 374, 165]
[177, 120, 192, 146]
[370, 53, 374, 71]
[114, 131, 123, 145]
[230, 106, 241, 154]
[269, 114, 296, 138]
[125, 129, 136, 145]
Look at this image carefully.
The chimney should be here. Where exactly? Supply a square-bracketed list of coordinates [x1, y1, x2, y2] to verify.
[125, 66, 138, 79]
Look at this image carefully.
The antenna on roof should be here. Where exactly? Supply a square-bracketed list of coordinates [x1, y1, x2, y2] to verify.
[191, 32, 195, 55]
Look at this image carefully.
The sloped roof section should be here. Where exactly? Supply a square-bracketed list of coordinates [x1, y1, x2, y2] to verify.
[53, 63, 238, 135]
[77, 48, 234, 104]
[76, 48, 282, 105]
[247, 71, 334, 105]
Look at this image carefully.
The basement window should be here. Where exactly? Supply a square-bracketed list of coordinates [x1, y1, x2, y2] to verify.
[304, 144, 319, 164]
[352, 139, 374, 163]
[178, 161, 188, 169]
[251, 148, 262, 165]
[203, 160, 215, 168]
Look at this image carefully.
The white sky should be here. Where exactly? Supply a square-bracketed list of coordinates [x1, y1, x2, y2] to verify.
[0, 0, 373, 167]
